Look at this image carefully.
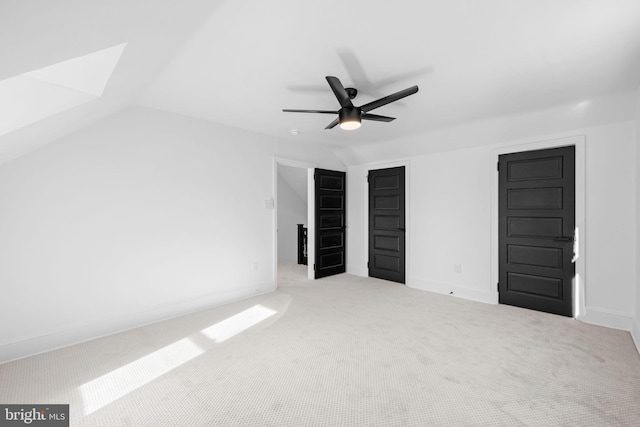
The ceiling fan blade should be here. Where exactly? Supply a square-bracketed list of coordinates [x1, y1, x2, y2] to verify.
[375, 67, 433, 89]
[326, 76, 354, 108]
[325, 118, 340, 129]
[360, 85, 419, 113]
[361, 113, 396, 122]
[283, 109, 338, 114]
[337, 49, 373, 88]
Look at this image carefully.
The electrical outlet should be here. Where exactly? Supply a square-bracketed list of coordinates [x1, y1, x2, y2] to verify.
[454, 264, 462, 274]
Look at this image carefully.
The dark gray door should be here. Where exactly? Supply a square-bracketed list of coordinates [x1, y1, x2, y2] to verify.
[314, 168, 346, 279]
[499, 146, 575, 317]
[369, 166, 406, 283]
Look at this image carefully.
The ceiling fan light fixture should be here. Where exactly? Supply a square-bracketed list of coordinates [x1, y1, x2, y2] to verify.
[339, 107, 361, 131]
[339, 120, 361, 130]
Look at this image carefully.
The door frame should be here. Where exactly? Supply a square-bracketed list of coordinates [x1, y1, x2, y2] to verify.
[273, 157, 317, 285]
[490, 135, 586, 319]
[360, 160, 411, 283]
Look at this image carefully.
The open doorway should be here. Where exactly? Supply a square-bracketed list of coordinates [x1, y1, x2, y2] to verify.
[274, 158, 315, 285]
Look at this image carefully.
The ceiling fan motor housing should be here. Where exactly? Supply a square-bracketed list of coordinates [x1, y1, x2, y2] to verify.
[339, 107, 361, 122]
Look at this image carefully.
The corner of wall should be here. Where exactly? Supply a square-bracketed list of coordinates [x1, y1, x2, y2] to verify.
[346, 264, 368, 277]
[635, 83, 640, 355]
[632, 316, 640, 353]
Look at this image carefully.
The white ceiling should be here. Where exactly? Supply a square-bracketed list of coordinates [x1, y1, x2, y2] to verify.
[138, 0, 640, 146]
[2, 0, 640, 161]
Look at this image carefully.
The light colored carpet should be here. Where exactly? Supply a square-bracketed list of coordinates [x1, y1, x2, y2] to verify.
[1, 260, 639, 426]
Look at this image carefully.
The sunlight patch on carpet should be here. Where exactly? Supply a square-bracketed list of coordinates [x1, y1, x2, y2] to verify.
[80, 337, 203, 415]
[201, 304, 277, 343]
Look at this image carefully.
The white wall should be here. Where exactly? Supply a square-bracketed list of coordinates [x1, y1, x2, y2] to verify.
[277, 167, 307, 262]
[0, 106, 342, 363]
[582, 122, 636, 326]
[347, 119, 637, 332]
[634, 85, 640, 352]
[409, 148, 493, 302]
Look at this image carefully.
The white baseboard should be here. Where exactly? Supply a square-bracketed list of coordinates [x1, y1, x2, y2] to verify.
[581, 306, 634, 331]
[346, 264, 367, 277]
[407, 277, 496, 305]
[0, 282, 275, 365]
[632, 316, 640, 355]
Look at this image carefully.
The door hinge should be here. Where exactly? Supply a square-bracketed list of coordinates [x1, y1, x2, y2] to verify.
[496, 282, 500, 292]
[367, 261, 370, 269]
[496, 162, 500, 172]
[367, 174, 369, 182]
[314, 264, 316, 270]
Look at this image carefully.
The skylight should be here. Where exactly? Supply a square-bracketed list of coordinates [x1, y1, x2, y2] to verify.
[0, 43, 127, 137]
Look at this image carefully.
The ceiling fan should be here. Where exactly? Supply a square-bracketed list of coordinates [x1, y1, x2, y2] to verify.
[283, 76, 418, 130]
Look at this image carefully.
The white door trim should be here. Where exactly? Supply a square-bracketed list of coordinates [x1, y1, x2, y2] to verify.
[273, 157, 317, 284]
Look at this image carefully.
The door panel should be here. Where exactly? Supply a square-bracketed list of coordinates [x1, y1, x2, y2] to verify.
[499, 146, 575, 317]
[369, 166, 405, 284]
[314, 168, 346, 279]
[507, 188, 563, 209]
[508, 245, 562, 269]
[508, 217, 564, 238]
[507, 273, 562, 299]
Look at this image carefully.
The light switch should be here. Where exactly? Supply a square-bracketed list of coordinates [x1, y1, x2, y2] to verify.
[265, 198, 274, 209]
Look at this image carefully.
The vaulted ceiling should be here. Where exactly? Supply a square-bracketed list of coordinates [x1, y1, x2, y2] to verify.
[2, 0, 640, 163]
